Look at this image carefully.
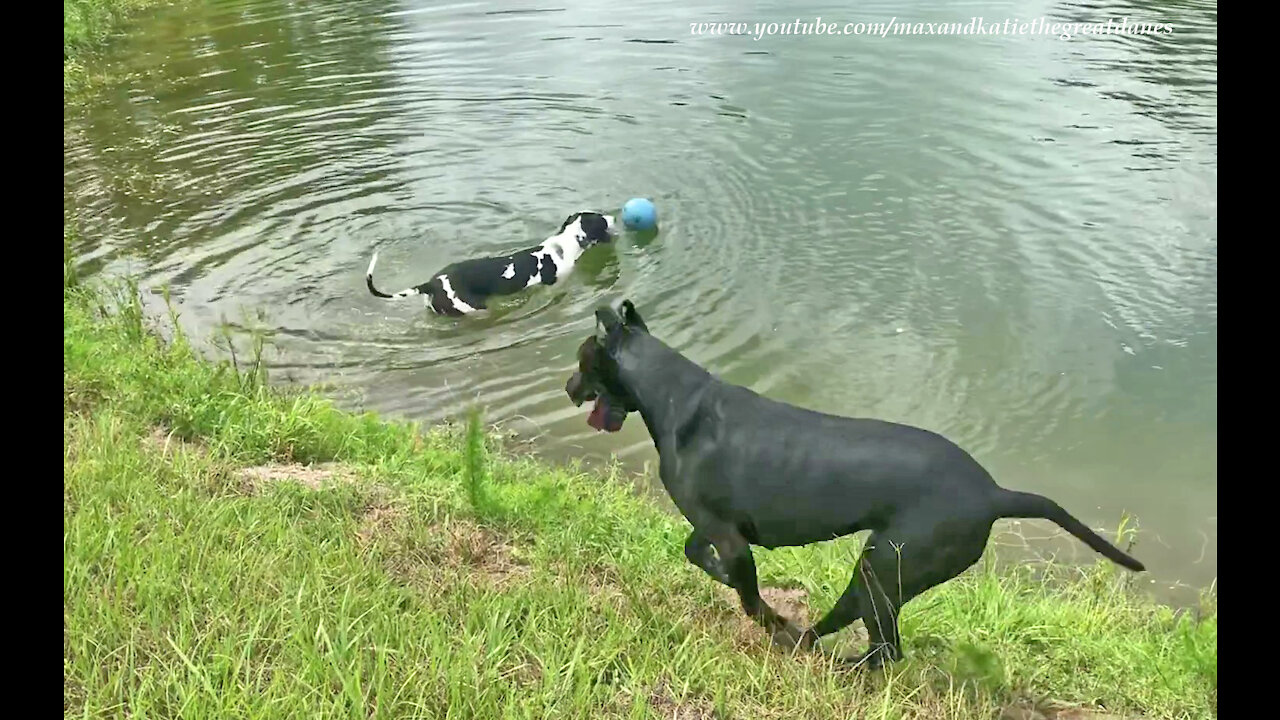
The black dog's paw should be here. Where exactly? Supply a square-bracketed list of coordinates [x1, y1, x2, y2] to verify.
[838, 643, 901, 670]
[770, 624, 819, 653]
[769, 625, 803, 650]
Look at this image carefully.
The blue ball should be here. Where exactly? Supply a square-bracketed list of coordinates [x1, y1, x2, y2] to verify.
[622, 197, 658, 231]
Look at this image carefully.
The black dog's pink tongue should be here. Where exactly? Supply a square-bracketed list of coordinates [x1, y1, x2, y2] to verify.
[587, 397, 608, 430]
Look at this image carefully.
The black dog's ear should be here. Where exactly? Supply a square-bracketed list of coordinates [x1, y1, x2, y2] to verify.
[620, 300, 648, 332]
[595, 306, 623, 335]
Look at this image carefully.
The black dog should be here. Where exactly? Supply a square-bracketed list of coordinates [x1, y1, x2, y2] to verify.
[366, 211, 616, 316]
[564, 301, 1145, 667]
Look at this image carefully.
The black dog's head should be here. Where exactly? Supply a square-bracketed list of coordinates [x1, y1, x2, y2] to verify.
[559, 211, 617, 249]
[564, 300, 649, 432]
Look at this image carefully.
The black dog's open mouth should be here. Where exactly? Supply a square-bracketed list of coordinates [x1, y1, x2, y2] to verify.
[587, 395, 625, 432]
[568, 371, 625, 432]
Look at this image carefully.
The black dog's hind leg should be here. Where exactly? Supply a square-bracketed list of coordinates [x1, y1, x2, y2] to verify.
[847, 538, 905, 668]
[799, 566, 868, 653]
[792, 532, 900, 666]
[709, 528, 811, 650]
[820, 517, 989, 668]
[684, 532, 731, 586]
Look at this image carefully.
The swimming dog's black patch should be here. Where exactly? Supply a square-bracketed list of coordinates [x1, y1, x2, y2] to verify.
[539, 254, 558, 285]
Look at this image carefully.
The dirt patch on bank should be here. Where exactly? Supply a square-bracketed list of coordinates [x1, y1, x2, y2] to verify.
[760, 587, 812, 627]
[356, 502, 404, 544]
[438, 521, 531, 586]
[701, 584, 872, 659]
[648, 681, 719, 720]
[143, 425, 372, 494]
[726, 586, 811, 649]
[376, 517, 532, 589]
[137, 433, 529, 588]
[999, 701, 1144, 720]
[142, 425, 207, 457]
[233, 462, 357, 493]
[64, 376, 103, 416]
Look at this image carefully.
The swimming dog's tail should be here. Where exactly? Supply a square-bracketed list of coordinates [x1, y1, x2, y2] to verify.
[994, 489, 1145, 572]
[366, 252, 424, 300]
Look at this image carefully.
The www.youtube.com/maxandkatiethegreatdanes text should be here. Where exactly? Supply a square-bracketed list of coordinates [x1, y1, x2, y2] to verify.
[690, 17, 1174, 42]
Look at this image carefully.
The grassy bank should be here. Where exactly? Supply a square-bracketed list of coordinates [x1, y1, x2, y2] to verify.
[64, 249, 1216, 718]
[64, 0, 178, 94]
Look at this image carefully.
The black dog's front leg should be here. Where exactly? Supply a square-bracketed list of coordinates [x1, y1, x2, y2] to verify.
[712, 530, 813, 651]
[684, 532, 732, 586]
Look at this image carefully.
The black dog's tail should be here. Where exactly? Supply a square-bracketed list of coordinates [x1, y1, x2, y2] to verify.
[366, 253, 423, 300]
[994, 489, 1145, 572]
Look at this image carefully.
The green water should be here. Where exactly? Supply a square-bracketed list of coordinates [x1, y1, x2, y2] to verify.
[64, 0, 1216, 603]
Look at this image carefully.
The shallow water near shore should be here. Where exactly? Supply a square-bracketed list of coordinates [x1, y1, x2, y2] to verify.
[64, 0, 1216, 604]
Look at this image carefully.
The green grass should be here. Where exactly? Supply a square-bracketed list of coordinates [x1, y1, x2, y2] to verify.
[63, 242, 1215, 719]
[64, 0, 179, 95]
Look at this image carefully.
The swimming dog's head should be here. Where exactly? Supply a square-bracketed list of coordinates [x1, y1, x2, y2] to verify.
[564, 300, 649, 432]
[559, 211, 617, 249]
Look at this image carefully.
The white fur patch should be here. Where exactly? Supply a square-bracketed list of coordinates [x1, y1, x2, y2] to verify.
[502, 263, 516, 279]
[522, 228, 583, 288]
[525, 256, 546, 288]
[438, 274, 477, 314]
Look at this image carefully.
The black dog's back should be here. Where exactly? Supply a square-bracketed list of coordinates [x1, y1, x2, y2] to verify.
[688, 382, 997, 545]
[687, 378, 1145, 571]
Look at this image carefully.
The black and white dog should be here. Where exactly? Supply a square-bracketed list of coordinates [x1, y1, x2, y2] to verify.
[366, 211, 617, 316]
